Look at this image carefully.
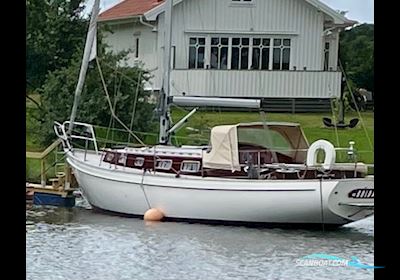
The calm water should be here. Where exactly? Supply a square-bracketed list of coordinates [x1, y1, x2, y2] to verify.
[26, 199, 374, 280]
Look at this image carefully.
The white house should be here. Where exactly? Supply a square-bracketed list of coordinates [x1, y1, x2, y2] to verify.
[99, 0, 355, 104]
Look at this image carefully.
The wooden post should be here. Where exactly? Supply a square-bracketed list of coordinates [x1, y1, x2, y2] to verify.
[64, 163, 71, 190]
[41, 160, 46, 187]
[291, 99, 295, 114]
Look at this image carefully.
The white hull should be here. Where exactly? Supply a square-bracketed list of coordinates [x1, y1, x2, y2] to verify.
[66, 150, 374, 226]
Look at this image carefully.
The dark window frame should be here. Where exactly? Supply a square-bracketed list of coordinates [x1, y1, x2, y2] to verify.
[324, 42, 330, 71]
[188, 37, 206, 69]
[135, 38, 139, 59]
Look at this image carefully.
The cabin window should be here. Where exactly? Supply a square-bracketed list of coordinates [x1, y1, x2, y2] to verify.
[105, 152, 114, 162]
[134, 157, 145, 167]
[155, 159, 173, 170]
[238, 128, 293, 157]
[210, 37, 229, 69]
[118, 153, 127, 165]
[272, 39, 291, 70]
[189, 37, 206, 69]
[324, 42, 330, 71]
[180, 161, 200, 173]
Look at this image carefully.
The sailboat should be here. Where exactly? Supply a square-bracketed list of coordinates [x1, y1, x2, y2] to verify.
[54, 0, 374, 227]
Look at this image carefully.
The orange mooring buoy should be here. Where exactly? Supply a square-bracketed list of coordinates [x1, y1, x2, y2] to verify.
[144, 208, 164, 222]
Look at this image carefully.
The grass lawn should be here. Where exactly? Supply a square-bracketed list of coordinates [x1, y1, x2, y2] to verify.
[170, 110, 374, 163]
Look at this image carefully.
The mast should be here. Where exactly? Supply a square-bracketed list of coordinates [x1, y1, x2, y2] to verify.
[68, 0, 100, 134]
[159, 0, 173, 144]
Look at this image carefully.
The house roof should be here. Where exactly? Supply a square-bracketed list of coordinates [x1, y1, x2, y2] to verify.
[99, 0, 355, 26]
[98, 0, 164, 22]
[303, 0, 355, 26]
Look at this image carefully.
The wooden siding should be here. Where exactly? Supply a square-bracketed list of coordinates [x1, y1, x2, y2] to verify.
[170, 70, 342, 98]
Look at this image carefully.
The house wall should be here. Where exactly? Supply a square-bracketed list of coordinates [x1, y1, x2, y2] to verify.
[157, 0, 326, 73]
[170, 69, 341, 98]
[328, 30, 340, 71]
[102, 21, 159, 89]
[102, 0, 343, 97]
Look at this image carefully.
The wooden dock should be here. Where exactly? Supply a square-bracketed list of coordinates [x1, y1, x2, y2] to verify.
[26, 179, 78, 207]
[26, 139, 79, 207]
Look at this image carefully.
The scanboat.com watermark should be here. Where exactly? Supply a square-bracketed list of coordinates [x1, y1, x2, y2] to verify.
[296, 254, 383, 269]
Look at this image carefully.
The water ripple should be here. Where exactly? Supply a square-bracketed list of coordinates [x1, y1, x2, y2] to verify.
[27, 203, 374, 280]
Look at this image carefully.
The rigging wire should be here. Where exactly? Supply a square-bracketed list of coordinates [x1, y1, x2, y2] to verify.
[330, 98, 341, 147]
[128, 70, 143, 143]
[103, 70, 123, 149]
[339, 60, 374, 151]
[259, 111, 279, 163]
[113, 68, 124, 142]
[98, 58, 142, 87]
[96, 57, 147, 146]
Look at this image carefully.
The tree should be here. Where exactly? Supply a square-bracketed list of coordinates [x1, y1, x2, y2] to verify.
[339, 24, 374, 93]
[26, 0, 87, 91]
[37, 45, 157, 146]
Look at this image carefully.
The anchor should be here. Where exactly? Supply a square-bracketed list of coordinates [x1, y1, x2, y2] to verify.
[323, 62, 359, 129]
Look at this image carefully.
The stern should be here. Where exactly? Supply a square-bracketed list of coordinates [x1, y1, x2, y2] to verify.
[328, 177, 374, 222]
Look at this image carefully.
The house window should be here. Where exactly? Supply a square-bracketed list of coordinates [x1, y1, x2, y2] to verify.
[231, 37, 250, 70]
[155, 159, 173, 170]
[189, 37, 205, 69]
[324, 42, 330, 71]
[134, 157, 144, 167]
[187, 36, 290, 71]
[180, 161, 200, 173]
[210, 37, 229, 69]
[273, 39, 291, 70]
[135, 38, 139, 58]
[171, 46, 176, 69]
[251, 38, 270, 70]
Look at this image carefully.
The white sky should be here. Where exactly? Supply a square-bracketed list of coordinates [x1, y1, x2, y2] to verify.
[85, 0, 374, 24]
[320, 0, 374, 23]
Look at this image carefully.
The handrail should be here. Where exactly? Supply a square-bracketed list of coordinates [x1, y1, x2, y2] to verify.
[26, 139, 62, 159]
[26, 139, 63, 186]
[63, 121, 99, 154]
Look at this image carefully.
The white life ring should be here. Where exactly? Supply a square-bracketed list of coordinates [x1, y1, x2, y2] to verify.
[306, 140, 336, 170]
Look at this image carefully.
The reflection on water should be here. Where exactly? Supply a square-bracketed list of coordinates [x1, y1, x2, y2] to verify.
[26, 199, 374, 280]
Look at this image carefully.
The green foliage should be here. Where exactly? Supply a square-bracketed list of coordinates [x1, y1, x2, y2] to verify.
[26, 0, 87, 91]
[38, 48, 157, 146]
[339, 24, 374, 92]
[26, 0, 157, 147]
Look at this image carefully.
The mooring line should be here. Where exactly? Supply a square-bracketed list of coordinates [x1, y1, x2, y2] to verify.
[319, 177, 325, 232]
[139, 169, 151, 209]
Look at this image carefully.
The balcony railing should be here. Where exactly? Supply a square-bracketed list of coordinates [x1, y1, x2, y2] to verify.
[170, 69, 341, 99]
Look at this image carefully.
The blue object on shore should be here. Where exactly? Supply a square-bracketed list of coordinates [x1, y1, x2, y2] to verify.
[33, 192, 75, 207]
